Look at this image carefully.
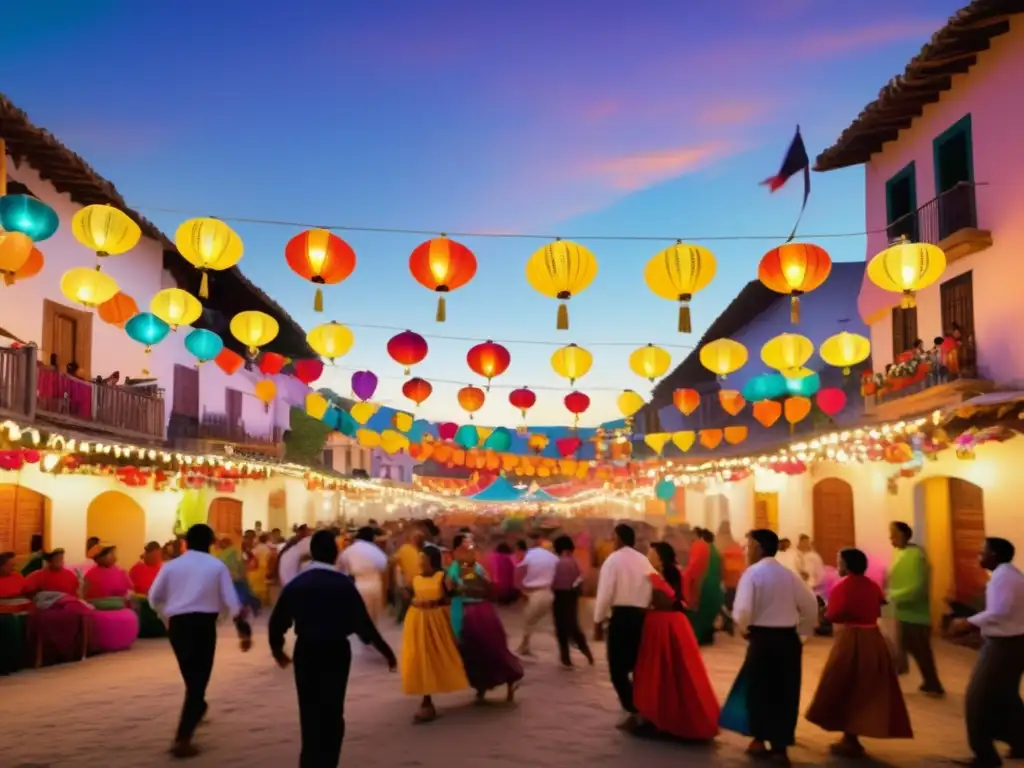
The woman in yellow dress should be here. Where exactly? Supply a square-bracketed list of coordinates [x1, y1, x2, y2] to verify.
[249, 533, 273, 607]
[401, 544, 468, 723]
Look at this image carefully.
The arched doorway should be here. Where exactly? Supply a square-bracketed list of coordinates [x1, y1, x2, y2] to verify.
[813, 478, 856, 568]
[0, 485, 51, 558]
[704, 494, 729, 531]
[208, 498, 243, 545]
[87, 491, 146, 561]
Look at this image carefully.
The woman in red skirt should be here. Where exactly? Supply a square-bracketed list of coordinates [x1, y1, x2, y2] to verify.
[633, 542, 720, 741]
[805, 547, 913, 757]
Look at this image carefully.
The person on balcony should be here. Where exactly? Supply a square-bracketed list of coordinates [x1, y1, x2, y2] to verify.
[83, 543, 140, 654]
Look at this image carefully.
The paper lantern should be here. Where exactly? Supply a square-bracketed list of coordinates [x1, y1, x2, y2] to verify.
[71, 204, 141, 259]
[699, 429, 723, 450]
[0, 231, 34, 281]
[673, 388, 700, 416]
[550, 343, 593, 385]
[867, 236, 946, 308]
[356, 429, 381, 449]
[672, 431, 696, 452]
[387, 330, 428, 375]
[455, 424, 479, 449]
[655, 479, 675, 501]
[508, 387, 537, 422]
[380, 430, 410, 455]
[484, 427, 513, 452]
[617, 389, 645, 419]
[563, 390, 590, 428]
[758, 243, 832, 323]
[718, 389, 746, 416]
[0, 194, 58, 242]
[457, 385, 485, 420]
[629, 343, 671, 382]
[645, 242, 716, 332]
[466, 340, 510, 389]
[761, 333, 814, 375]
[742, 373, 787, 402]
[402, 377, 433, 407]
[816, 387, 847, 417]
[724, 426, 748, 445]
[6, 245, 44, 285]
[752, 399, 782, 428]
[392, 412, 414, 433]
[175, 218, 244, 298]
[184, 328, 224, 365]
[60, 266, 119, 308]
[306, 321, 354, 363]
[230, 310, 279, 358]
[556, 436, 582, 458]
[785, 371, 820, 397]
[644, 433, 672, 456]
[350, 402, 376, 425]
[125, 312, 170, 354]
[150, 287, 202, 330]
[351, 371, 378, 401]
[408, 236, 477, 322]
[258, 352, 287, 376]
[292, 359, 324, 384]
[97, 292, 139, 327]
[306, 393, 330, 420]
[699, 339, 747, 379]
[438, 422, 458, 441]
[215, 348, 244, 376]
[285, 229, 357, 312]
[819, 331, 871, 375]
[784, 396, 812, 430]
[254, 380, 276, 412]
[525, 239, 598, 330]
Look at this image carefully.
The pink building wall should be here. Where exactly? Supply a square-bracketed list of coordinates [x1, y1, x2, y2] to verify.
[859, 19, 1024, 385]
[3, 157, 308, 437]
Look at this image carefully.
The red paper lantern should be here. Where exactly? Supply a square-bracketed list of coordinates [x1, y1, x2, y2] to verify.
[556, 436, 583, 458]
[457, 385, 486, 420]
[258, 352, 287, 376]
[387, 330, 428, 375]
[673, 388, 700, 416]
[215, 348, 245, 375]
[816, 387, 847, 417]
[563, 390, 591, 428]
[438, 422, 458, 441]
[508, 387, 537, 420]
[284, 229, 357, 312]
[757, 243, 832, 323]
[466, 340, 511, 389]
[408, 236, 477, 322]
[402, 377, 433, 407]
[292, 359, 324, 384]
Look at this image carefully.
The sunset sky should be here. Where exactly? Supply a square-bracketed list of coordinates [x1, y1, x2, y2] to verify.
[1, 0, 964, 427]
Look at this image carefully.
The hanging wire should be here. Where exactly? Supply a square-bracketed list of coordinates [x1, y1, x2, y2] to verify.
[322, 364, 635, 394]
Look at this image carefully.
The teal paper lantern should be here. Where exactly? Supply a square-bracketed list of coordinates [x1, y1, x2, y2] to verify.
[742, 373, 787, 402]
[655, 479, 676, 502]
[184, 328, 223, 364]
[483, 426, 513, 452]
[455, 424, 479, 449]
[0, 194, 59, 242]
[785, 371, 820, 397]
[125, 312, 170, 352]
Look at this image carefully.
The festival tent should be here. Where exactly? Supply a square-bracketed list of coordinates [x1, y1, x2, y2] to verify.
[464, 475, 524, 503]
[522, 487, 558, 502]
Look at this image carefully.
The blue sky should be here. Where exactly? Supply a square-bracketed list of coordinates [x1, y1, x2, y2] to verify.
[1, 0, 964, 427]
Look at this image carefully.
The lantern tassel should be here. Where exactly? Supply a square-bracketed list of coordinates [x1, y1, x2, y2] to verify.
[314, 287, 324, 313]
[436, 295, 446, 323]
[556, 303, 569, 331]
[790, 295, 800, 324]
[678, 305, 692, 333]
[3, 273, 13, 286]
[199, 271, 210, 299]
[901, 291, 916, 309]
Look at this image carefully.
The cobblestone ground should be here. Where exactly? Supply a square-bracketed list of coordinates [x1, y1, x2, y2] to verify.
[0, 605, 994, 768]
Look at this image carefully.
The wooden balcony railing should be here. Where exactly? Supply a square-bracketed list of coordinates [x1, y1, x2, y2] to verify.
[197, 412, 284, 447]
[168, 411, 284, 457]
[886, 182, 992, 263]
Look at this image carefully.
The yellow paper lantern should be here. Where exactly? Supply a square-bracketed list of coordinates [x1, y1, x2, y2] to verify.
[819, 331, 871, 375]
[60, 267, 119, 308]
[350, 401, 377, 425]
[550, 343, 593, 385]
[71, 204, 141, 259]
[672, 431, 696, 452]
[645, 241, 716, 332]
[254, 379, 276, 412]
[175, 218, 244, 298]
[380, 429, 410, 455]
[617, 390, 645, 418]
[306, 321, 354, 362]
[393, 412, 414, 433]
[644, 432, 672, 456]
[0, 231, 34, 280]
[356, 429, 381, 449]
[229, 310, 279, 358]
[761, 333, 814, 375]
[525, 239, 598, 330]
[867, 236, 946, 308]
[305, 393, 329, 420]
[149, 288, 202, 330]
[699, 338, 747, 379]
[629, 343, 671, 383]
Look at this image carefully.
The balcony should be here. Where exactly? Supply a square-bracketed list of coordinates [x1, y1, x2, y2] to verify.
[0, 346, 166, 442]
[886, 182, 993, 265]
[168, 411, 285, 459]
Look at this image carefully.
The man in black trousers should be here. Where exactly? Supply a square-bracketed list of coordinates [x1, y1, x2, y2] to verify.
[270, 529, 397, 768]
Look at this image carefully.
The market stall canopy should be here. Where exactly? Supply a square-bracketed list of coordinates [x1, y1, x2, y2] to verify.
[522, 487, 558, 502]
[464, 475, 524, 503]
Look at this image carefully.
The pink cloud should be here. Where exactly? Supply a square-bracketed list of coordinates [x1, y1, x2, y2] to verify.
[585, 141, 741, 191]
[797, 19, 940, 57]
[696, 101, 771, 127]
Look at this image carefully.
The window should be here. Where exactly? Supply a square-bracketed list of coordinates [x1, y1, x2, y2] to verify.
[885, 162, 918, 242]
[172, 364, 200, 418]
[42, 299, 93, 378]
[322, 448, 334, 469]
[225, 388, 243, 425]
[891, 306, 918, 358]
[933, 114, 977, 238]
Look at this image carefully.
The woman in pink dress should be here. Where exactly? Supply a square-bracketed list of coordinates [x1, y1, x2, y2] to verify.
[82, 544, 139, 654]
[484, 541, 517, 604]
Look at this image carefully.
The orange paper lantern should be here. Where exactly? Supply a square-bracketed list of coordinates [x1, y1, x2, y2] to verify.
[408, 236, 477, 322]
[466, 340, 511, 389]
[284, 229, 357, 312]
[402, 377, 433, 407]
[724, 426, 748, 445]
[699, 429, 723, 450]
[97, 291, 139, 328]
[457, 385, 486, 420]
[757, 243, 832, 323]
[718, 389, 746, 416]
[752, 399, 782, 428]
[6, 245, 44, 285]
[673, 388, 700, 416]
[784, 396, 812, 432]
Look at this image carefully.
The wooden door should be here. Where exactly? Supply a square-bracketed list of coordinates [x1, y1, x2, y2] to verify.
[754, 492, 778, 532]
[208, 498, 243, 545]
[42, 299, 94, 378]
[813, 478, 856, 569]
[226, 388, 243, 425]
[0, 485, 47, 557]
[172, 364, 200, 418]
[948, 478, 987, 603]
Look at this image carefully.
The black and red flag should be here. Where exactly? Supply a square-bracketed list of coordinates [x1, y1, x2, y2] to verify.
[762, 126, 810, 242]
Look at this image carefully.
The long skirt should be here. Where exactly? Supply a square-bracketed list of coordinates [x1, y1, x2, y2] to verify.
[88, 608, 139, 654]
[400, 605, 469, 696]
[805, 625, 913, 738]
[459, 601, 524, 692]
[0, 612, 27, 674]
[720, 662, 752, 736]
[745, 626, 802, 748]
[135, 597, 167, 638]
[27, 607, 89, 666]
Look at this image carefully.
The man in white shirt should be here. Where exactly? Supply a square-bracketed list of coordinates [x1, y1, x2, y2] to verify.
[277, 525, 313, 587]
[775, 537, 803, 575]
[950, 537, 1024, 767]
[796, 535, 825, 594]
[337, 526, 389, 625]
[594, 523, 654, 730]
[730, 528, 818, 763]
[515, 533, 559, 656]
[148, 523, 252, 759]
